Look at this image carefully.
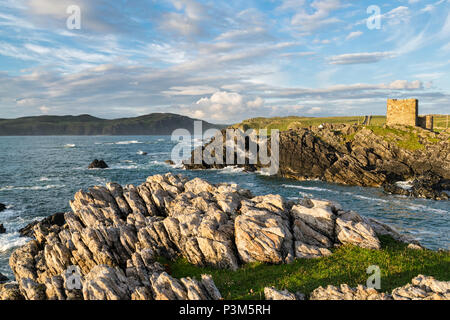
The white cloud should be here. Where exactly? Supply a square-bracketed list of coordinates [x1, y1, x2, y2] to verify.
[290, 0, 342, 33]
[328, 52, 395, 65]
[163, 86, 218, 96]
[345, 31, 363, 40]
[385, 80, 423, 90]
[39, 105, 50, 113]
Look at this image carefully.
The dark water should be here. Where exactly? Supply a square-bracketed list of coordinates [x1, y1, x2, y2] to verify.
[0, 136, 448, 277]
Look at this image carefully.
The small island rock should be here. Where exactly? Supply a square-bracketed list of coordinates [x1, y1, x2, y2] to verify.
[88, 159, 109, 169]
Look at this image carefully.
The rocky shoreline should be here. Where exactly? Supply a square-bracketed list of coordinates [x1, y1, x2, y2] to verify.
[265, 274, 450, 300]
[184, 124, 450, 200]
[2, 173, 447, 300]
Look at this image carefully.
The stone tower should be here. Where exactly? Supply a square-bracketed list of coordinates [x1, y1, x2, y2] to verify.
[386, 99, 433, 130]
[386, 99, 418, 127]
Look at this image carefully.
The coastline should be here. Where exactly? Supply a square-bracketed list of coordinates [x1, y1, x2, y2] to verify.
[1, 173, 448, 300]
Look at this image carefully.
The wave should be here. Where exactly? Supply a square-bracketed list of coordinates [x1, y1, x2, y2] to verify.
[0, 184, 65, 191]
[0, 232, 30, 253]
[395, 180, 413, 190]
[397, 203, 449, 215]
[283, 184, 339, 193]
[218, 166, 245, 174]
[115, 140, 142, 145]
[109, 164, 138, 170]
[63, 144, 76, 148]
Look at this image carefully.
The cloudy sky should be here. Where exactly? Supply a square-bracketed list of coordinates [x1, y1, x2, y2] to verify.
[0, 0, 449, 123]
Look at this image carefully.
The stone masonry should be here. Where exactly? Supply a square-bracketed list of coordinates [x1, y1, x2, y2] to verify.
[386, 99, 433, 130]
[386, 99, 418, 127]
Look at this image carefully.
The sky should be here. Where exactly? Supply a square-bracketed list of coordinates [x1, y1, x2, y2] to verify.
[0, 0, 449, 124]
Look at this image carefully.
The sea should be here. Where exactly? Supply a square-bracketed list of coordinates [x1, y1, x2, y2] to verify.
[0, 135, 449, 277]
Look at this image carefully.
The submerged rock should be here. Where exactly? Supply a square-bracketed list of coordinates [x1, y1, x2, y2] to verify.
[88, 159, 109, 169]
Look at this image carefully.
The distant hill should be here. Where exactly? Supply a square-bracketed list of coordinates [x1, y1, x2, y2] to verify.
[0, 113, 227, 135]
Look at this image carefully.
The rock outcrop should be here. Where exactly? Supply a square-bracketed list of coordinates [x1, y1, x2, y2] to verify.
[0, 272, 8, 284]
[266, 275, 449, 300]
[391, 275, 450, 300]
[264, 287, 304, 300]
[184, 124, 450, 200]
[88, 159, 109, 169]
[19, 212, 65, 238]
[2, 173, 392, 300]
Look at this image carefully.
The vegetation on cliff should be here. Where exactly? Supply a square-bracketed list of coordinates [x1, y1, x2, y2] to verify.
[232, 115, 449, 133]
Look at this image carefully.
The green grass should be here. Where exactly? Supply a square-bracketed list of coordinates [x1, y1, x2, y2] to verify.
[433, 115, 449, 130]
[366, 126, 426, 151]
[159, 236, 449, 300]
[232, 116, 387, 132]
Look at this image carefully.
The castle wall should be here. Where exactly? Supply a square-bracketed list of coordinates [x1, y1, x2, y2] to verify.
[386, 99, 418, 127]
[417, 115, 434, 130]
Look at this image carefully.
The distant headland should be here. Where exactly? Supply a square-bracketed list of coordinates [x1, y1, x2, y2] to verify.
[0, 113, 227, 136]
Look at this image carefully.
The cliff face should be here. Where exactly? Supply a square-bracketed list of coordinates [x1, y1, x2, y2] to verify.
[0, 113, 226, 135]
[184, 124, 450, 200]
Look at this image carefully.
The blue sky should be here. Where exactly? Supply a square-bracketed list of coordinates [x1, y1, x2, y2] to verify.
[0, 0, 449, 123]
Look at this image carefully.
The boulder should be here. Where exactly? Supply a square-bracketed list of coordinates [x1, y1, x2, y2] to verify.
[88, 159, 109, 169]
[391, 275, 450, 300]
[0, 224, 5, 234]
[19, 212, 65, 238]
[310, 284, 390, 300]
[235, 195, 294, 264]
[0, 203, 6, 212]
[264, 287, 299, 300]
[0, 283, 24, 300]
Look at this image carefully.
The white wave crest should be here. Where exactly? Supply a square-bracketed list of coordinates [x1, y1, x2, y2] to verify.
[0, 232, 30, 253]
[0, 184, 65, 191]
[115, 140, 142, 145]
[283, 184, 339, 193]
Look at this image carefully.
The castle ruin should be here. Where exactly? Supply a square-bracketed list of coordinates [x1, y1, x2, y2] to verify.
[386, 99, 433, 130]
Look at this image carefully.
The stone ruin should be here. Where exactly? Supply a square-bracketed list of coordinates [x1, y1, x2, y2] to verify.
[386, 99, 434, 130]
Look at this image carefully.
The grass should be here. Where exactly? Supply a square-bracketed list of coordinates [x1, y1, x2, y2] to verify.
[365, 126, 426, 151]
[433, 115, 449, 130]
[232, 116, 387, 132]
[159, 236, 449, 300]
[232, 115, 449, 135]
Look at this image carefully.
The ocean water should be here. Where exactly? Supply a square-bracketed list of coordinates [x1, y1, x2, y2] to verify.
[0, 135, 449, 277]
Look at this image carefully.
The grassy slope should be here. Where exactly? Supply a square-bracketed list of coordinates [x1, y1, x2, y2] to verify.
[233, 115, 449, 133]
[233, 115, 449, 151]
[232, 116, 387, 131]
[160, 236, 449, 300]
